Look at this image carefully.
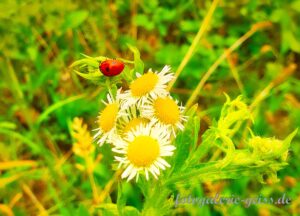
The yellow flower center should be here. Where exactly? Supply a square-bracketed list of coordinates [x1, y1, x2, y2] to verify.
[153, 97, 180, 125]
[130, 72, 159, 97]
[123, 118, 149, 133]
[98, 103, 118, 132]
[127, 135, 160, 167]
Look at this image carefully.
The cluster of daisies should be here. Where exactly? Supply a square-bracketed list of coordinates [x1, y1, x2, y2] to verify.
[93, 66, 187, 181]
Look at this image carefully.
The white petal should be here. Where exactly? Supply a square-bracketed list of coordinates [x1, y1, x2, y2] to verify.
[127, 168, 137, 181]
[122, 165, 133, 179]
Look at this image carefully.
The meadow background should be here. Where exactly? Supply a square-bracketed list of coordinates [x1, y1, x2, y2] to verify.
[0, 0, 300, 215]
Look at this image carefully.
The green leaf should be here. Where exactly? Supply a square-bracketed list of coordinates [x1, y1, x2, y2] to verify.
[282, 31, 300, 53]
[123, 207, 141, 216]
[141, 186, 172, 216]
[291, 0, 300, 13]
[117, 183, 126, 215]
[185, 103, 198, 117]
[192, 116, 200, 151]
[96, 204, 140, 216]
[70, 58, 99, 68]
[128, 45, 144, 74]
[135, 14, 154, 30]
[217, 134, 235, 168]
[36, 94, 86, 125]
[62, 10, 89, 31]
[75, 204, 90, 216]
[187, 128, 216, 165]
[73, 70, 102, 81]
[81, 54, 107, 62]
[279, 128, 298, 155]
[164, 161, 288, 186]
[155, 44, 184, 65]
[136, 177, 151, 198]
[0, 128, 42, 154]
[218, 94, 252, 131]
[70, 56, 104, 81]
[0, 121, 17, 130]
[171, 115, 200, 173]
[180, 20, 200, 32]
[121, 66, 134, 82]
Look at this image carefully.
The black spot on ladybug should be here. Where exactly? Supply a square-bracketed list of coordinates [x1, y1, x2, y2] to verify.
[99, 59, 125, 77]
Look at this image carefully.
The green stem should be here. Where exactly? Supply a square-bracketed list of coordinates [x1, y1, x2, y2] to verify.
[163, 162, 280, 186]
[142, 181, 171, 216]
[186, 22, 271, 108]
[168, 0, 221, 90]
[105, 78, 113, 96]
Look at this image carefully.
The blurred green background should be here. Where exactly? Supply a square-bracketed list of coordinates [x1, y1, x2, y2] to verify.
[0, 0, 300, 215]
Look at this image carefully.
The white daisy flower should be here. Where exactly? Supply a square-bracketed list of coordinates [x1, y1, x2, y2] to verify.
[112, 123, 175, 181]
[93, 90, 126, 146]
[119, 65, 174, 108]
[141, 95, 187, 136]
[117, 106, 149, 134]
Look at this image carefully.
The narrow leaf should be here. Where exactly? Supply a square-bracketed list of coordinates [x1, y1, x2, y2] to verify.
[128, 45, 144, 73]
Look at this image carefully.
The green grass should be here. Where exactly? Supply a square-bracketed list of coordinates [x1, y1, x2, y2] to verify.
[1, 0, 300, 215]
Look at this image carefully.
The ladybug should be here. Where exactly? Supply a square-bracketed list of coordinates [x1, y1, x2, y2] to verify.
[99, 59, 125, 77]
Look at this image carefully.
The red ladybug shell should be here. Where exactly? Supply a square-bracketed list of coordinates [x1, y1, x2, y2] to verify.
[99, 59, 125, 77]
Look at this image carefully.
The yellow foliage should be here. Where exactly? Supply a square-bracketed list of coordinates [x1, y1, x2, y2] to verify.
[71, 117, 95, 158]
[0, 160, 37, 170]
